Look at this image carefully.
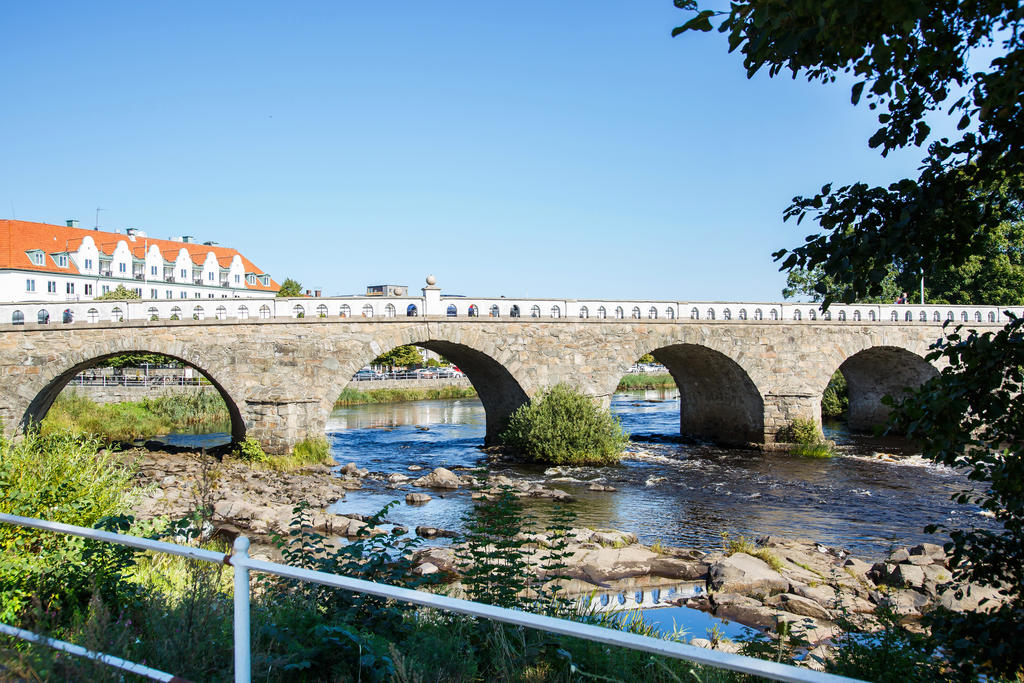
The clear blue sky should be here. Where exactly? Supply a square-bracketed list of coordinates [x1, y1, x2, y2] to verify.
[2, 2, 929, 301]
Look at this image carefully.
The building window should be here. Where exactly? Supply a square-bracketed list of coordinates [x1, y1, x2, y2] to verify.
[111, 307, 123, 322]
[194, 292, 201, 298]
[101, 285, 110, 294]
[84, 284, 93, 295]
[116, 262, 125, 273]
[62, 309, 74, 324]
[237, 305, 249, 320]
[87, 308, 99, 323]
[26, 279, 35, 292]
[530, 305, 541, 318]
[57, 254, 68, 268]
[340, 304, 351, 317]
[208, 293, 214, 298]
[362, 304, 374, 317]
[648, 306, 658, 319]
[216, 306, 227, 320]
[47, 281, 57, 293]
[150, 289, 158, 299]
[385, 304, 396, 318]
[38, 310, 50, 324]
[208, 272, 215, 281]
[234, 274, 240, 283]
[597, 306, 606, 319]
[166, 290, 172, 299]
[259, 305, 271, 319]
[28, 251, 44, 266]
[615, 307, 624, 319]
[12, 310, 24, 325]
[490, 304, 499, 317]
[447, 304, 458, 317]
[550, 305, 561, 318]
[66, 282, 74, 294]
[180, 291, 187, 299]
[467, 304, 478, 317]
[579, 306, 589, 319]
[85, 259, 93, 270]
[247, 274, 257, 286]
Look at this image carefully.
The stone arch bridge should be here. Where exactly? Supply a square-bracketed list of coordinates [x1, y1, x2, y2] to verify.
[0, 315, 982, 452]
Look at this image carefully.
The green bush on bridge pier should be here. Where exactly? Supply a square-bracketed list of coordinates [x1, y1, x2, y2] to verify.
[499, 384, 628, 466]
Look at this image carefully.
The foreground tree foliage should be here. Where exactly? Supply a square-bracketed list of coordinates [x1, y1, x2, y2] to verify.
[676, 1, 1024, 677]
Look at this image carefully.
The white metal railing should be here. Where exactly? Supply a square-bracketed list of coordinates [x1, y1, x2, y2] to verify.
[0, 293, 1020, 329]
[0, 512, 862, 683]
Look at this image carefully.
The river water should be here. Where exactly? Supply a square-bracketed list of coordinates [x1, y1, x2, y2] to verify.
[323, 389, 990, 562]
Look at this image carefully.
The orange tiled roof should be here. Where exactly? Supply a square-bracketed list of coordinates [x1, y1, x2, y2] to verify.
[0, 219, 279, 291]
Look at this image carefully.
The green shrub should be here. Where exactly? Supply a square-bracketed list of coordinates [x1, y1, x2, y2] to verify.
[0, 430, 138, 623]
[821, 370, 849, 418]
[499, 384, 628, 465]
[779, 418, 835, 458]
[234, 437, 268, 463]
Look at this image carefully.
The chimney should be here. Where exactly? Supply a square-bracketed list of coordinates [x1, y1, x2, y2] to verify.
[314, 289, 322, 297]
[66, 219, 79, 228]
[305, 289, 311, 296]
[181, 235, 194, 244]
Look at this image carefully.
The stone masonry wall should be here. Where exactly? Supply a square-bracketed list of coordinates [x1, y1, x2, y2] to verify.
[0, 317, 975, 452]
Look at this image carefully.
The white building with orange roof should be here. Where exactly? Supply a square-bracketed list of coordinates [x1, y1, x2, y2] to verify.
[0, 219, 279, 303]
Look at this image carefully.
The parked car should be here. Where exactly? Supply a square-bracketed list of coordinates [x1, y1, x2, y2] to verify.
[409, 368, 438, 379]
[353, 369, 384, 381]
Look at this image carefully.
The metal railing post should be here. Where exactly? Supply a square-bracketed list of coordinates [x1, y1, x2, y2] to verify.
[232, 536, 252, 683]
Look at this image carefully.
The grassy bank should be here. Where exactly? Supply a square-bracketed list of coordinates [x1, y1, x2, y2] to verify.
[334, 385, 478, 406]
[40, 390, 231, 442]
[616, 373, 675, 391]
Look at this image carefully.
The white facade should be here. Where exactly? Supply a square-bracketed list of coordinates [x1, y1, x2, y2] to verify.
[1, 222, 276, 304]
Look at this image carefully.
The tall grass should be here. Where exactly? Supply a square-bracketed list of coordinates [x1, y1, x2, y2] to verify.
[40, 390, 230, 442]
[616, 373, 675, 391]
[334, 385, 478, 406]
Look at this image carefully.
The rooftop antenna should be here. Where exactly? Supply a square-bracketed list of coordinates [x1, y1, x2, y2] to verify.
[94, 207, 104, 230]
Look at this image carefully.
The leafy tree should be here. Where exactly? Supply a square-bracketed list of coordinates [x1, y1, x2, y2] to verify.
[783, 222, 1024, 305]
[637, 353, 656, 364]
[97, 352, 181, 369]
[372, 345, 423, 368]
[676, 2, 1024, 676]
[94, 284, 140, 300]
[276, 278, 302, 297]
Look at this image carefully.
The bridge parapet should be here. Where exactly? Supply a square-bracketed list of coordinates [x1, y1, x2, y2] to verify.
[0, 294, 1019, 329]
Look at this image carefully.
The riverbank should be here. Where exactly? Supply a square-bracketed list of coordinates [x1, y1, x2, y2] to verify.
[41, 390, 230, 442]
[616, 373, 675, 391]
[130, 450, 1006, 650]
[334, 384, 479, 405]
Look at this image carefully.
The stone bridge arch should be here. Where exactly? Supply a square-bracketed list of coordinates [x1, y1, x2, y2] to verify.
[13, 338, 247, 443]
[593, 328, 767, 445]
[323, 324, 533, 444]
[820, 343, 939, 432]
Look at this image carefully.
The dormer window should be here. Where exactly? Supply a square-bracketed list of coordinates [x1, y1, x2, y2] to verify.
[27, 250, 45, 266]
[56, 254, 68, 268]
[258, 274, 270, 286]
[246, 274, 257, 286]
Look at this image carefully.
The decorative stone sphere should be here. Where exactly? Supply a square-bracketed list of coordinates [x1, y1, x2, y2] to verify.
[426, 274, 436, 286]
